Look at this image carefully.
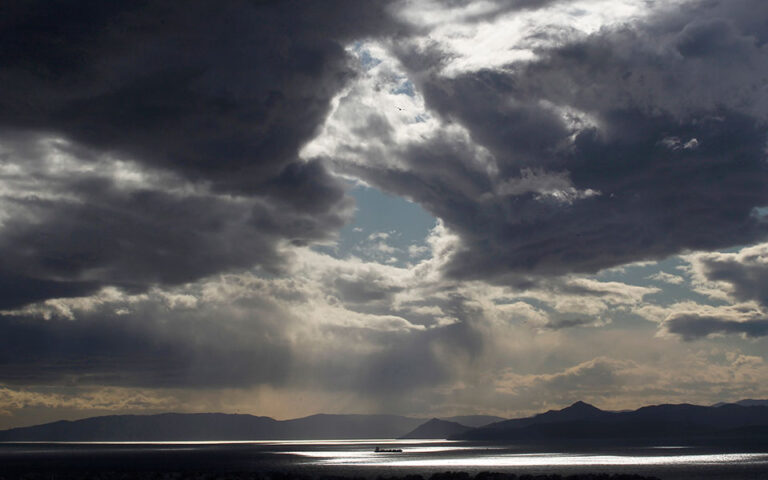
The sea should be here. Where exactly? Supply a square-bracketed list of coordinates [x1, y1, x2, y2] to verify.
[1, 439, 768, 480]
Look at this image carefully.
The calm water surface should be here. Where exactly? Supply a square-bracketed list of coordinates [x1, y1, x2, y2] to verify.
[1, 439, 767, 480]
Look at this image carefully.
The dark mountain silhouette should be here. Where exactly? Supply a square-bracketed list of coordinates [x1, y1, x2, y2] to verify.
[440, 415, 506, 427]
[0, 411, 504, 442]
[465, 401, 609, 435]
[455, 401, 768, 444]
[400, 418, 472, 439]
[0, 413, 280, 441]
[3, 400, 768, 443]
[0, 413, 426, 441]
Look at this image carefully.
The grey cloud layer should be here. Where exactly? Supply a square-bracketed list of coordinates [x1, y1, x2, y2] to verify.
[2, 232, 638, 396]
[345, 0, 768, 280]
[664, 313, 768, 341]
[1, 245, 765, 418]
[0, 0, 399, 308]
[657, 243, 768, 340]
[695, 245, 768, 306]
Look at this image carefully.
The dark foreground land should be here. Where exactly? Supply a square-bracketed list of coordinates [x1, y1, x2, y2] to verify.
[0, 472, 660, 480]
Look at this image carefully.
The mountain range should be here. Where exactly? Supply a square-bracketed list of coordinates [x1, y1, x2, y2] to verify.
[453, 400, 768, 444]
[1, 401, 767, 444]
[0, 413, 502, 442]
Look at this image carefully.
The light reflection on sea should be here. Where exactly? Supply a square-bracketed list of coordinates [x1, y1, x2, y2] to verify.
[2, 439, 768, 479]
[304, 451, 768, 467]
[275, 441, 768, 468]
[281, 444, 479, 458]
[273, 439, 768, 479]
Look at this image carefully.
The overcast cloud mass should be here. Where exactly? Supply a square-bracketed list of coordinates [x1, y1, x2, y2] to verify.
[1, 0, 768, 428]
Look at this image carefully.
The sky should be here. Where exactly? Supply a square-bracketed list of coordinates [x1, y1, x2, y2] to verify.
[1, 0, 768, 429]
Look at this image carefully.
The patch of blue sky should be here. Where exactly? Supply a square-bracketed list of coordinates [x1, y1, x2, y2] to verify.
[595, 255, 725, 307]
[391, 79, 416, 97]
[351, 42, 382, 71]
[314, 183, 436, 266]
[595, 255, 688, 284]
[642, 278, 727, 307]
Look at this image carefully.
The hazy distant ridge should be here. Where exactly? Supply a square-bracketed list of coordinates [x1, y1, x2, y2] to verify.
[400, 418, 472, 439]
[441, 415, 505, 428]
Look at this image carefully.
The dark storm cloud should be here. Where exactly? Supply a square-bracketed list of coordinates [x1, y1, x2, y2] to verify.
[663, 313, 768, 341]
[693, 245, 768, 306]
[0, 0, 399, 308]
[3, 185, 288, 301]
[0, 134, 351, 309]
[352, 0, 768, 280]
[0, 301, 295, 388]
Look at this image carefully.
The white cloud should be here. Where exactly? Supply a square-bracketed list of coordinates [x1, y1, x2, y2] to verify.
[391, 0, 662, 76]
[647, 271, 685, 285]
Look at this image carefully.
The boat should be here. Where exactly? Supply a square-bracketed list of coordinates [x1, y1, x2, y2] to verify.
[374, 446, 403, 453]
